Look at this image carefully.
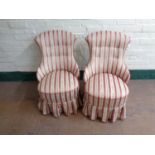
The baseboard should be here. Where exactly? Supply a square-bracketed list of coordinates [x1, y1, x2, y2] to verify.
[0, 72, 36, 81]
[130, 70, 155, 79]
[0, 70, 155, 81]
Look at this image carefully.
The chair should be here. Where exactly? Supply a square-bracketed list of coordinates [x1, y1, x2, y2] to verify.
[35, 30, 80, 117]
[82, 31, 131, 122]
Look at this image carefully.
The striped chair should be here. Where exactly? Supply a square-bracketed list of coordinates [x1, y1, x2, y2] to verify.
[35, 30, 80, 117]
[82, 31, 131, 122]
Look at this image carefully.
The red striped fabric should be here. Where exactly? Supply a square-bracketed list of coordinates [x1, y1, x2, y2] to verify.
[83, 31, 131, 122]
[84, 31, 131, 84]
[35, 30, 79, 117]
[35, 30, 79, 82]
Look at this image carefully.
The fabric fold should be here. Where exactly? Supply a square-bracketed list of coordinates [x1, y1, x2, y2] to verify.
[82, 101, 127, 123]
[38, 98, 79, 117]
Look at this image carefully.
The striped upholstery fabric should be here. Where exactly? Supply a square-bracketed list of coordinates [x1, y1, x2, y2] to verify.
[35, 30, 79, 117]
[82, 31, 131, 122]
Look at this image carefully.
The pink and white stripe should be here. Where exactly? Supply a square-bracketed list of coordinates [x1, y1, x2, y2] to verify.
[82, 31, 131, 122]
[35, 30, 79, 117]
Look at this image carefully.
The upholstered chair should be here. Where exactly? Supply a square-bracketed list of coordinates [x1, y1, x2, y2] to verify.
[35, 30, 80, 117]
[82, 31, 131, 122]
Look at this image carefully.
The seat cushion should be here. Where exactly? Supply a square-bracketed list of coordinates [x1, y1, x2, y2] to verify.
[85, 73, 129, 100]
[38, 70, 79, 102]
[83, 73, 129, 122]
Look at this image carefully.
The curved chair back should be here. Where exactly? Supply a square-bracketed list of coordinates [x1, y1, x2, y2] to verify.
[85, 31, 131, 83]
[35, 30, 79, 81]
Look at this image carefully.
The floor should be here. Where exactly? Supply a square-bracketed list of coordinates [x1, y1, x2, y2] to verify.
[0, 80, 155, 135]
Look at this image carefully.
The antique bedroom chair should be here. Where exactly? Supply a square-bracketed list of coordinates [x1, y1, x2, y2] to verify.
[82, 31, 131, 123]
[35, 30, 80, 117]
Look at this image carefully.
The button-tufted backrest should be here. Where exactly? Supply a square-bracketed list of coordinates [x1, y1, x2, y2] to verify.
[84, 31, 131, 83]
[35, 30, 79, 81]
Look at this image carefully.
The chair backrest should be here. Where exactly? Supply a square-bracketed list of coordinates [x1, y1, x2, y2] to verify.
[85, 31, 131, 83]
[35, 30, 79, 81]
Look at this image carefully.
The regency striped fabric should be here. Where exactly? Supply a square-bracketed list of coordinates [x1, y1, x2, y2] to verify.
[35, 30, 79, 81]
[84, 31, 131, 83]
[82, 31, 131, 122]
[35, 30, 80, 117]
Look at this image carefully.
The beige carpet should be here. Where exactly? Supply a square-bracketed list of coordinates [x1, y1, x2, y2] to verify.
[0, 80, 155, 134]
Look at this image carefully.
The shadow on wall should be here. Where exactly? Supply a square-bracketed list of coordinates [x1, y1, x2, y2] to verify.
[74, 37, 89, 70]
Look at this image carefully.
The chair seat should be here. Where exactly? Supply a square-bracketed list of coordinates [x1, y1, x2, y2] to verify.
[85, 73, 129, 100]
[37, 70, 79, 116]
[83, 73, 129, 122]
[39, 70, 78, 94]
[38, 70, 79, 102]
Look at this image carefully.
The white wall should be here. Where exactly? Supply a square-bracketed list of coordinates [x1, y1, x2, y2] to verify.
[0, 19, 155, 71]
